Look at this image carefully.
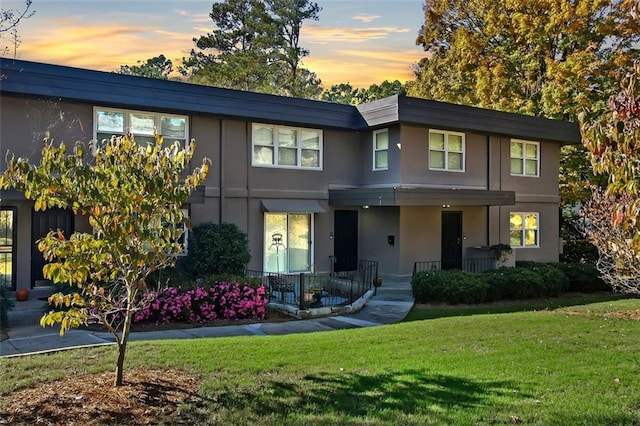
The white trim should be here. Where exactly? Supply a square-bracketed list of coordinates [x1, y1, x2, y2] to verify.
[509, 211, 540, 248]
[263, 212, 315, 274]
[510, 139, 540, 177]
[93, 106, 189, 147]
[252, 123, 323, 170]
[373, 129, 389, 171]
[428, 129, 466, 172]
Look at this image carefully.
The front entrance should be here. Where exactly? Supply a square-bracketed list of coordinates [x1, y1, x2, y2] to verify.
[31, 208, 74, 287]
[441, 211, 462, 270]
[333, 210, 358, 272]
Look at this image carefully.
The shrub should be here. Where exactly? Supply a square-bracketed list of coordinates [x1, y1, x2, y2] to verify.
[133, 282, 269, 324]
[0, 284, 15, 325]
[411, 270, 488, 304]
[187, 222, 251, 278]
[561, 240, 599, 263]
[146, 265, 195, 288]
[555, 262, 610, 293]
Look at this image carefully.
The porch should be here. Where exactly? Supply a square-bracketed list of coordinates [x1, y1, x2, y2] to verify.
[245, 259, 379, 317]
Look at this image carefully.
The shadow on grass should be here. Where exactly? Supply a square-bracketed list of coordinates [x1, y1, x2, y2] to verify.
[404, 292, 629, 322]
[178, 369, 524, 424]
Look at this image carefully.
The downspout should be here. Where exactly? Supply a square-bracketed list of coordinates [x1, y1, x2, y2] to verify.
[486, 135, 490, 246]
[220, 120, 225, 224]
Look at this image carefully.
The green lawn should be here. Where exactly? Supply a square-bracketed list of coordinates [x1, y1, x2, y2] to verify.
[3, 297, 640, 424]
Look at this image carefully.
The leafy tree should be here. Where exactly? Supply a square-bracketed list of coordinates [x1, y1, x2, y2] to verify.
[582, 189, 640, 294]
[321, 80, 405, 105]
[408, 0, 640, 213]
[268, 0, 322, 98]
[0, 0, 34, 58]
[581, 62, 640, 285]
[117, 54, 173, 79]
[321, 82, 360, 105]
[0, 133, 209, 386]
[181, 0, 322, 97]
[409, 0, 639, 119]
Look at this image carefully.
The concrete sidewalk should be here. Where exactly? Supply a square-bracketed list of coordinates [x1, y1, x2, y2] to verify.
[0, 280, 414, 357]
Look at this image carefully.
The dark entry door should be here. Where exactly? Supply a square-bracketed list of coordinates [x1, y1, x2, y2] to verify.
[31, 208, 74, 287]
[441, 211, 462, 270]
[334, 210, 358, 272]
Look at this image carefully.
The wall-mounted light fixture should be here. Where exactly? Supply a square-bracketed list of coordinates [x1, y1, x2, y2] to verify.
[363, 205, 370, 209]
[442, 204, 451, 208]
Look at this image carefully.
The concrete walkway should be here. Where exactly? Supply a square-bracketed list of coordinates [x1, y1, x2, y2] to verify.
[0, 280, 414, 357]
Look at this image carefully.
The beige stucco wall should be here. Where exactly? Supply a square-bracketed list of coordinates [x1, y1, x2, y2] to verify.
[359, 207, 400, 275]
[398, 126, 488, 189]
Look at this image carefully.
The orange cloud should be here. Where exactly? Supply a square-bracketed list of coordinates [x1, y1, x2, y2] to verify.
[16, 23, 193, 72]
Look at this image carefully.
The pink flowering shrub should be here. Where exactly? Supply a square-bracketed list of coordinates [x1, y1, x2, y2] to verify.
[133, 281, 269, 324]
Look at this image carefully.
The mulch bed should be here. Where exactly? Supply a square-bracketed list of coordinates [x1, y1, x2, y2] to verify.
[0, 369, 200, 425]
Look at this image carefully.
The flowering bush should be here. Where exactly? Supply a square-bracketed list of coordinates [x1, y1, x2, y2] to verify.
[134, 281, 269, 324]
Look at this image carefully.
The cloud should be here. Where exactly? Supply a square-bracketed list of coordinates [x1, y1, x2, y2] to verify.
[16, 23, 194, 73]
[352, 14, 381, 23]
[302, 24, 410, 44]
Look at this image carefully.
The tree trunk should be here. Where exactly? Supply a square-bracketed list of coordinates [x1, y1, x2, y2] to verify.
[114, 294, 135, 386]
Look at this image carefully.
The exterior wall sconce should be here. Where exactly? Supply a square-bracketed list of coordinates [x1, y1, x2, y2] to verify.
[363, 205, 370, 209]
[442, 204, 451, 208]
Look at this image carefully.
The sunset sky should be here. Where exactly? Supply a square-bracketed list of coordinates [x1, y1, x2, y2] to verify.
[2, 0, 428, 88]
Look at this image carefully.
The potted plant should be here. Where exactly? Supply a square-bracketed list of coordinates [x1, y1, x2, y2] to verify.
[490, 244, 515, 267]
[374, 277, 383, 287]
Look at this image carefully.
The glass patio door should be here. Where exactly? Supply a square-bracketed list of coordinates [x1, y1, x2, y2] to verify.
[264, 213, 312, 274]
[0, 208, 16, 290]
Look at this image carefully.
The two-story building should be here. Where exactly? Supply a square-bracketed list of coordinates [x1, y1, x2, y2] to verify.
[0, 59, 580, 292]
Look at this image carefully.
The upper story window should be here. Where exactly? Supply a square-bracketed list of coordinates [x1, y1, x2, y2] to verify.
[252, 123, 322, 170]
[373, 129, 389, 171]
[510, 139, 539, 177]
[94, 107, 188, 147]
[429, 129, 465, 172]
[510, 212, 539, 248]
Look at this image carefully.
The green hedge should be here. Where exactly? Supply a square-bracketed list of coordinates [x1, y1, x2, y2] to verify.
[412, 264, 572, 304]
[411, 270, 488, 304]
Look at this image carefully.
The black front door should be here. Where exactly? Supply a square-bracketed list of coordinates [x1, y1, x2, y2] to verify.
[334, 210, 358, 272]
[31, 208, 74, 287]
[441, 211, 462, 270]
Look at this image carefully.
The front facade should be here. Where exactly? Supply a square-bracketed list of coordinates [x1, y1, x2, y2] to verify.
[0, 59, 580, 291]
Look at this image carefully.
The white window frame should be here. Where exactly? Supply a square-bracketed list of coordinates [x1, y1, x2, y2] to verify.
[93, 107, 189, 147]
[509, 212, 540, 248]
[428, 129, 466, 172]
[252, 123, 323, 170]
[510, 139, 540, 177]
[264, 212, 315, 274]
[373, 129, 389, 171]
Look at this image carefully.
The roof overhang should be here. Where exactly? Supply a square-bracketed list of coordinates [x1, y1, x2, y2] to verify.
[329, 187, 515, 207]
[261, 199, 325, 213]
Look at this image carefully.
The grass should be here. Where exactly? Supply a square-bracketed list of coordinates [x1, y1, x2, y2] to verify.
[3, 296, 640, 424]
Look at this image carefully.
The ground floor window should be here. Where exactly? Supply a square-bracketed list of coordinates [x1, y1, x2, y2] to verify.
[510, 212, 539, 247]
[0, 207, 16, 289]
[264, 213, 312, 273]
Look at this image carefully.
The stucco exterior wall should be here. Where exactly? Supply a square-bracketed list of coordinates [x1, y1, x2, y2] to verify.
[399, 126, 488, 189]
[359, 207, 400, 275]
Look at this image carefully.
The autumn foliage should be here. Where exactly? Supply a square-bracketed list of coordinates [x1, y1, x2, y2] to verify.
[0, 132, 209, 385]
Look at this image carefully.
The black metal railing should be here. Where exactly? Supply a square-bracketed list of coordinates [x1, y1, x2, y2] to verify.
[247, 259, 379, 310]
[412, 257, 496, 276]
